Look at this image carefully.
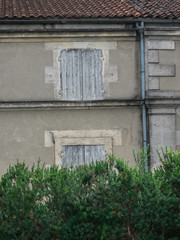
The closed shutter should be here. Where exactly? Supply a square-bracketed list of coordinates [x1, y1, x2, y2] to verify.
[60, 49, 103, 101]
[61, 49, 82, 100]
[82, 49, 103, 100]
[84, 145, 105, 166]
[62, 145, 105, 168]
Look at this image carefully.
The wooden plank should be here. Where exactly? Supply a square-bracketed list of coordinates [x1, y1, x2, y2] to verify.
[62, 145, 105, 168]
[82, 49, 103, 100]
[85, 145, 105, 165]
[62, 145, 84, 168]
[61, 49, 82, 100]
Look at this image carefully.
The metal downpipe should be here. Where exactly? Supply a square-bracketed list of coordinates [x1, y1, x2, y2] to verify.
[137, 22, 148, 171]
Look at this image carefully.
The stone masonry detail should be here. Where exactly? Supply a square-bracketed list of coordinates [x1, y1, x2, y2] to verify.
[147, 40, 175, 90]
[45, 42, 118, 100]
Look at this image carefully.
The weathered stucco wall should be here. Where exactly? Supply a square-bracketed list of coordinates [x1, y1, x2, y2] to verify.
[109, 41, 140, 99]
[146, 38, 180, 95]
[0, 42, 54, 101]
[0, 31, 143, 175]
[0, 107, 142, 175]
[158, 40, 180, 91]
[1, 25, 180, 173]
[0, 38, 140, 101]
[176, 106, 180, 152]
[145, 34, 180, 168]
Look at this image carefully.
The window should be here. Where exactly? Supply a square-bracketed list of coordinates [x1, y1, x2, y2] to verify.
[54, 136, 113, 168]
[45, 130, 122, 168]
[60, 49, 103, 100]
[62, 145, 105, 168]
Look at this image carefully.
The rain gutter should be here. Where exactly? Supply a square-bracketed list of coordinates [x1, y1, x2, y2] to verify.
[0, 18, 180, 24]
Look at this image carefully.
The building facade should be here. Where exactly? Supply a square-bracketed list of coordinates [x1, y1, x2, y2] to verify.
[0, 1, 180, 174]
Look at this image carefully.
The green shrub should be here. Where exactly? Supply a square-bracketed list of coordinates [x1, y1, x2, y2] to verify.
[0, 149, 179, 240]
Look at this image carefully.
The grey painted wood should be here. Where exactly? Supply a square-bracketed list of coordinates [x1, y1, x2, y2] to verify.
[60, 49, 103, 101]
[82, 49, 103, 100]
[61, 49, 82, 100]
[62, 145, 105, 168]
[85, 145, 105, 165]
[62, 145, 84, 168]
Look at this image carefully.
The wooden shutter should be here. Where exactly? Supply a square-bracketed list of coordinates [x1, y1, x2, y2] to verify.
[84, 145, 105, 165]
[82, 49, 103, 100]
[60, 49, 103, 101]
[61, 49, 82, 100]
[62, 145, 84, 168]
[62, 145, 105, 168]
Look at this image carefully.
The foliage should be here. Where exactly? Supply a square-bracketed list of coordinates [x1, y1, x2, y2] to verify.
[0, 149, 180, 240]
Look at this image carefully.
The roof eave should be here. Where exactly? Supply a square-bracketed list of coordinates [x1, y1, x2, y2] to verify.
[0, 17, 180, 24]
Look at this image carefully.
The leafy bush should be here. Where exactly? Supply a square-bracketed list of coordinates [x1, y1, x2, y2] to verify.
[0, 149, 180, 240]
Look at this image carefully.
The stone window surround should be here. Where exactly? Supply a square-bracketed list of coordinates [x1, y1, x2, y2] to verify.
[55, 137, 112, 167]
[45, 129, 122, 167]
[45, 41, 118, 100]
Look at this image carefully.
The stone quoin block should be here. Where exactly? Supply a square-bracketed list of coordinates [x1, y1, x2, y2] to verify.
[148, 50, 159, 63]
[147, 40, 175, 50]
[148, 64, 175, 77]
[149, 77, 160, 90]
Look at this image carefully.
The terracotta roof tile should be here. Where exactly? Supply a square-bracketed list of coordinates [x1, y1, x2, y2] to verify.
[0, 0, 180, 20]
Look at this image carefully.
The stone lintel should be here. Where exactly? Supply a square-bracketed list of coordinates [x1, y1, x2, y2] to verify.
[45, 129, 122, 148]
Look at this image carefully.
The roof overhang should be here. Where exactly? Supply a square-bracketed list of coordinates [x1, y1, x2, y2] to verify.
[0, 17, 180, 24]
